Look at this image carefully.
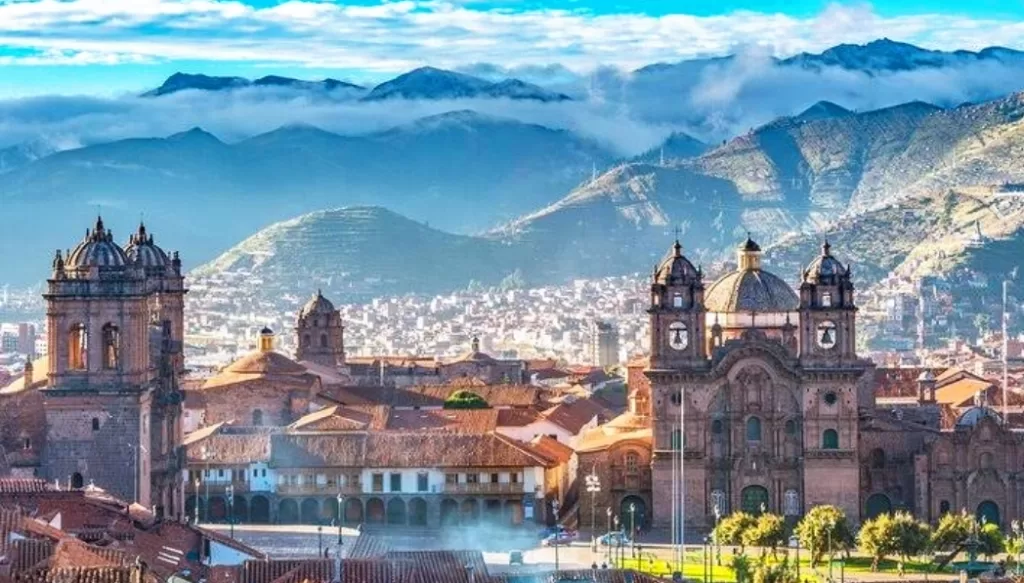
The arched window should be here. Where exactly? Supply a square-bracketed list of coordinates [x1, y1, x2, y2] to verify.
[320, 334, 328, 348]
[870, 448, 885, 469]
[624, 453, 639, 473]
[302, 334, 310, 348]
[746, 417, 762, 442]
[91, 418, 100, 431]
[71, 473, 84, 489]
[101, 323, 119, 369]
[252, 409, 264, 426]
[939, 500, 951, 515]
[22, 437, 30, 450]
[670, 429, 682, 450]
[672, 293, 683, 308]
[822, 429, 839, 450]
[711, 420, 723, 435]
[979, 452, 994, 469]
[68, 323, 88, 370]
[784, 419, 797, 435]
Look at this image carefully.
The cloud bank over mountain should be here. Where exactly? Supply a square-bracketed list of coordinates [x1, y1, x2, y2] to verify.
[4, 39, 1024, 154]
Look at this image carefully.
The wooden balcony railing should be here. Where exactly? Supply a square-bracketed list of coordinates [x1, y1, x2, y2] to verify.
[443, 482, 525, 495]
[276, 483, 362, 496]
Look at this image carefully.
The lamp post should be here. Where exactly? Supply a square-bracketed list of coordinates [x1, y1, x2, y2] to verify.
[337, 493, 345, 545]
[201, 445, 210, 523]
[827, 517, 835, 583]
[226, 484, 235, 538]
[703, 535, 709, 583]
[629, 503, 636, 557]
[789, 534, 800, 581]
[585, 471, 601, 552]
[193, 478, 200, 524]
[713, 503, 722, 566]
[606, 507, 612, 564]
[613, 515, 620, 566]
[1012, 520, 1023, 576]
[318, 525, 323, 557]
[552, 499, 561, 576]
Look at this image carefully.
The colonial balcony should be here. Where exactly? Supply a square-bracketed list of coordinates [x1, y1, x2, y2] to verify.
[442, 482, 525, 495]
[193, 481, 250, 495]
[277, 483, 362, 496]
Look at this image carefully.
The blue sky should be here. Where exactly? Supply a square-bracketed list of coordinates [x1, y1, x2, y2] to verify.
[2, 0, 1024, 97]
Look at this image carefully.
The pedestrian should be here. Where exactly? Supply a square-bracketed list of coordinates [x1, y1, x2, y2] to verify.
[592, 562, 598, 570]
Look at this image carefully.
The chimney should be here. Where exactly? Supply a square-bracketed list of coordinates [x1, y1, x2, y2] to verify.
[23, 358, 32, 386]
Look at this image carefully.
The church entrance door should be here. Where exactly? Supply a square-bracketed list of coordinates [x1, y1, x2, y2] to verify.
[741, 486, 769, 516]
[864, 494, 892, 520]
[620, 496, 647, 531]
[977, 500, 1000, 527]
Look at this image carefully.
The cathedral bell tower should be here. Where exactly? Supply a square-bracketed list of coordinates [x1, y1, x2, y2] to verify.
[798, 241, 858, 365]
[648, 239, 707, 370]
[295, 290, 346, 369]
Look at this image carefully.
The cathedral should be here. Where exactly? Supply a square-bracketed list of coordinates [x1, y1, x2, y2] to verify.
[572, 236, 1024, 533]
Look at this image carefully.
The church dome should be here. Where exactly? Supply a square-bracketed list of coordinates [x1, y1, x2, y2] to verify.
[704, 236, 799, 313]
[802, 240, 848, 285]
[124, 222, 170, 268]
[654, 240, 700, 285]
[299, 290, 335, 319]
[67, 216, 129, 269]
[956, 405, 1001, 428]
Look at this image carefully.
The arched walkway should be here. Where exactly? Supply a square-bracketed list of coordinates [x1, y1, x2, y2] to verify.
[344, 498, 363, 524]
[441, 498, 459, 526]
[301, 498, 320, 524]
[620, 496, 647, 530]
[484, 500, 502, 523]
[366, 498, 385, 524]
[387, 499, 407, 525]
[231, 495, 249, 523]
[864, 493, 892, 520]
[409, 498, 428, 526]
[741, 485, 769, 516]
[185, 496, 204, 522]
[278, 499, 299, 524]
[977, 500, 1001, 526]
[322, 497, 339, 523]
[208, 496, 228, 522]
[504, 500, 523, 525]
[250, 496, 270, 524]
[460, 499, 479, 524]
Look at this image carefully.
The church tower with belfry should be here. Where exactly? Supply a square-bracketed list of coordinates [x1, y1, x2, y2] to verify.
[42, 217, 186, 518]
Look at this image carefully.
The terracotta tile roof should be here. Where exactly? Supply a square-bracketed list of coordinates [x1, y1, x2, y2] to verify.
[49, 539, 122, 569]
[936, 377, 993, 407]
[288, 406, 389, 432]
[0, 356, 49, 395]
[363, 433, 554, 468]
[383, 409, 498, 433]
[270, 433, 366, 468]
[524, 359, 559, 370]
[15, 565, 145, 583]
[9, 538, 55, 574]
[871, 367, 945, 398]
[201, 351, 319, 391]
[496, 409, 540, 427]
[394, 386, 542, 409]
[0, 479, 56, 494]
[539, 398, 604, 434]
[182, 423, 226, 446]
[265, 560, 333, 583]
[528, 435, 574, 464]
[184, 433, 272, 465]
[345, 532, 391, 560]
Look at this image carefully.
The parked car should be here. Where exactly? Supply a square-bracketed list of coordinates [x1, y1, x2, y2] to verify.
[597, 531, 632, 546]
[509, 551, 524, 565]
[537, 525, 567, 539]
[541, 531, 577, 547]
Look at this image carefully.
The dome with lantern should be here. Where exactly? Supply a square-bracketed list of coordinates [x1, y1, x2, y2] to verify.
[704, 236, 799, 314]
[653, 240, 701, 285]
[124, 222, 171, 268]
[299, 290, 336, 319]
[802, 240, 850, 285]
[65, 216, 130, 270]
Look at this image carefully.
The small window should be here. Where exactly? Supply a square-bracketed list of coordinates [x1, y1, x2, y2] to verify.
[101, 323, 120, 369]
[939, 500, 951, 515]
[68, 323, 88, 370]
[672, 294, 683, 308]
[821, 292, 832, 307]
[490, 473, 499, 484]
[320, 334, 328, 348]
[870, 448, 885, 469]
[445, 473, 458, 485]
[261, 469, 266, 477]
[417, 473, 429, 492]
[91, 418, 100, 431]
[670, 429, 682, 450]
[252, 409, 264, 426]
[466, 473, 479, 484]
[510, 472, 520, 484]
[624, 453, 639, 473]
[711, 420, 723, 435]
[746, 417, 762, 442]
[253, 469, 258, 477]
[822, 429, 839, 450]
[670, 392, 681, 406]
[302, 334, 310, 347]
[218, 469, 224, 478]
[824, 392, 838, 406]
[22, 437, 30, 450]
[371, 473, 384, 492]
[389, 473, 402, 492]
[785, 419, 796, 435]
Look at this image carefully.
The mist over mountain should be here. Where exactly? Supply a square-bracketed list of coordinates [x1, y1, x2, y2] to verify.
[0, 112, 614, 285]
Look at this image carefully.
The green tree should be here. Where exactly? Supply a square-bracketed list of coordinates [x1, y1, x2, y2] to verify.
[1005, 532, 1024, 569]
[714, 512, 757, 552]
[742, 513, 786, 557]
[795, 505, 853, 567]
[860, 512, 931, 571]
[443, 390, 489, 409]
[499, 268, 525, 291]
[979, 522, 1005, 559]
[731, 553, 753, 583]
[930, 511, 974, 552]
[753, 557, 798, 583]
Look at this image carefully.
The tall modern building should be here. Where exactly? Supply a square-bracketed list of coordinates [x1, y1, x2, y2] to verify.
[590, 320, 620, 367]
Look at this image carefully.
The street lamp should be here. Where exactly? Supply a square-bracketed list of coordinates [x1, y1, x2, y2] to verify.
[713, 503, 722, 566]
[702, 536, 710, 583]
[226, 484, 235, 538]
[629, 503, 636, 557]
[318, 525, 323, 557]
[585, 470, 601, 552]
[193, 478, 200, 524]
[1012, 521, 1023, 575]
[552, 499, 561, 576]
[827, 517, 835, 583]
[337, 493, 345, 546]
[613, 515, 620, 566]
[606, 507, 613, 564]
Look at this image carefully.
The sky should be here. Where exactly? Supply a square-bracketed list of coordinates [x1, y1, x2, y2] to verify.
[1, 0, 1024, 97]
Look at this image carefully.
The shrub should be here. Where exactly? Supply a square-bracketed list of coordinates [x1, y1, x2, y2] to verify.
[443, 390, 489, 409]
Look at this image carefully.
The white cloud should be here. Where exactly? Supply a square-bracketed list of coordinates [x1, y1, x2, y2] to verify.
[1, 1, 1024, 73]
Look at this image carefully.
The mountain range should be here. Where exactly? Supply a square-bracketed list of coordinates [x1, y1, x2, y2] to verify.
[143, 67, 571, 102]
